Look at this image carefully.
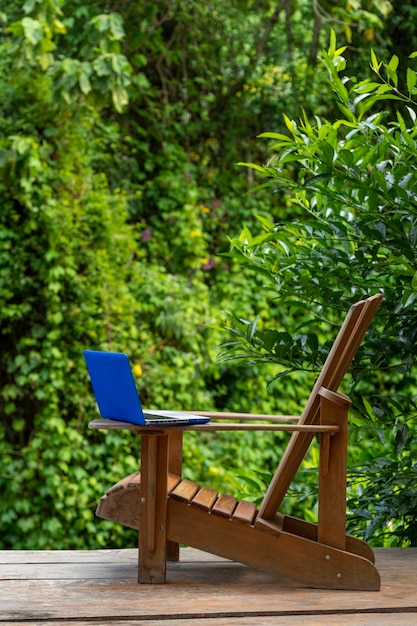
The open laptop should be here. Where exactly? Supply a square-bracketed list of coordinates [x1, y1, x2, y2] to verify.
[84, 350, 210, 426]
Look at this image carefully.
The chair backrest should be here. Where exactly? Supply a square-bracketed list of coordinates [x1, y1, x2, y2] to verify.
[257, 293, 383, 520]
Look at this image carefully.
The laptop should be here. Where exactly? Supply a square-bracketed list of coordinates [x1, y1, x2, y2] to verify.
[84, 350, 210, 426]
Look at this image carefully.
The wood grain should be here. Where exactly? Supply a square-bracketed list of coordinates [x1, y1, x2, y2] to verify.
[0, 548, 416, 624]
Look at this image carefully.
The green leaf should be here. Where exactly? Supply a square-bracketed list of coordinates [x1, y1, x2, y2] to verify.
[108, 13, 125, 40]
[79, 71, 91, 95]
[386, 55, 399, 87]
[112, 87, 129, 113]
[358, 93, 402, 117]
[258, 132, 291, 142]
[370, 49, 382, 72]
[406, 68, 417, 94]
[283, 114, 296, 134]
[354, 81, 383, 95]
[21, 17, 43, 45]
[334, 46, 347, 57]
[388, 54, 399, 72]
[406, 106, 417, 124]
[111, 53, 128, 75]
[411, 271, 417, 291]
[328, 29, 337, 57]
[237, 162, 268, 173]
[93, 56, 111, 77]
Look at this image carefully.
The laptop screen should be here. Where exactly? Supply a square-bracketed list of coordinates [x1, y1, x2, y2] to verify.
[84, 350, 146, 425]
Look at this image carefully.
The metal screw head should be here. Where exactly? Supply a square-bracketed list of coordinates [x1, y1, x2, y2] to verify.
[337, 573, 343, 579]
[325, 554, 331, 560]
[140, 496, 146, 503]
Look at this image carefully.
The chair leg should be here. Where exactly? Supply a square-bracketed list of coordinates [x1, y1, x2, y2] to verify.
[166, 431, 183, 562]
[138, 434, 169, 583]
[317, 388, 350, 550]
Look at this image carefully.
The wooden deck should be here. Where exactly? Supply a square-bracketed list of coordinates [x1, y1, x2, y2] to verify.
[1, 547, 416, 625]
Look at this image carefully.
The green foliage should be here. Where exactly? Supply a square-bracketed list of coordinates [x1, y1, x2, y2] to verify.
[0, 0, 414, 551]
[226, 40, 417, 545]
[6, 0, 132, 111]
[348, 451, 417, 547]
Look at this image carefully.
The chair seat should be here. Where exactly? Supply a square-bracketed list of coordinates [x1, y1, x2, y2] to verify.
[97, 472, 258, 528]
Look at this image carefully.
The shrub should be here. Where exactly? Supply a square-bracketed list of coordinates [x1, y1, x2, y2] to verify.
[223, 35, 417, 545]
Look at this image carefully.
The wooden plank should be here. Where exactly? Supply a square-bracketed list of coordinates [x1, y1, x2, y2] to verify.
[232, 500, 257, 525]
[191, 486, 219, 511]
[211, 493, 237, 518]
[106, 471, 140, 494]
[0, 549, 138, 565]
[181, 412, 302, 421]
[184, 423, 340, 432]
[89, 413, 303, 425]
[1, 549, 416, 623]
[126, 472, 142, 488]
[4, 615, 417, 626]
[0, 548, 228, 572]
[170, 479, 200, 503]
[88, 418, 338, 432]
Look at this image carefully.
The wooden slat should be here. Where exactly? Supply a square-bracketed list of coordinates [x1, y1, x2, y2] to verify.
[232, 500, 257, 525]
[183, 423, 340, 432]
[106, 471, 140, 494]
[126, 472, 141, 488]
[181, 412, 302, 421]
[167, 473, 182, 494]
[1, 548, 417, 624]
[191, 486, 219, 511]
[102, 472, 179, 497]
[170, 479, 200, 503]
[211, 494, 237, 518]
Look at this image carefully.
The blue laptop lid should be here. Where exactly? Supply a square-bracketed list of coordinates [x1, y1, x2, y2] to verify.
[84, 350, 145, 425]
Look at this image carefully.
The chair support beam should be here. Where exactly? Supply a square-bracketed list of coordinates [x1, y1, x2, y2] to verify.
[318, 387, 350, 551]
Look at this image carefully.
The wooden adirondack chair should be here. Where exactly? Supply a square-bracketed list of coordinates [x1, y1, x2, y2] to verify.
[89, 293, 383, 590]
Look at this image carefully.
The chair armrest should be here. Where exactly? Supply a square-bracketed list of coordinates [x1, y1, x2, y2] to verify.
[178, 411, 300, 422]
[187, 423, 339, 432]
[88, 418, 339, 433]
